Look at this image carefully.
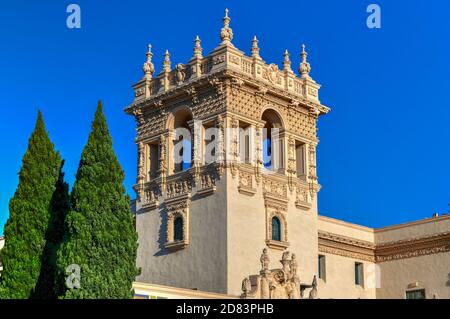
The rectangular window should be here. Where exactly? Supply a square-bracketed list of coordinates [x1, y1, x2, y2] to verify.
[149, 143, 159, 180]
[355, 262, 364, 287]
[295, 141, 306, 177]
[318, 255, 326, 282]
[405, 289, 426, 299]
[239, 122, 251, 164]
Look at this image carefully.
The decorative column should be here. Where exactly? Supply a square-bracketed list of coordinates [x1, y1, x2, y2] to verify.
[228, 115, 239, 177]
[216, 114, 226, 176]
[188, 120, 202, 184]
[158, 133, 169, 190]
[136, 142, 146, 203]
[287, 136, 296, 191]
[254, 122, 264, 185]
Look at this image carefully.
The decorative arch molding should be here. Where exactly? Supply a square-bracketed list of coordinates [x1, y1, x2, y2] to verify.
[165, 194, 191, 251]
[264, 191, 289, 250]
[260, 107, 286, 129]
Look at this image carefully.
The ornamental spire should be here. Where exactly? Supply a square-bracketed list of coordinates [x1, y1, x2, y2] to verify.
[193, 35, 203, 58]
[283, 49, 292, 72]
[220, 8, 234, 45]
[251, 36, 260, 58]
[163, 49, 171, 72]
[142, 43, 155, 79]
[299, 44, 311, 79]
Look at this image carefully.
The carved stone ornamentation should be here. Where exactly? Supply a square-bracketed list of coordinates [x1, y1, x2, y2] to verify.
[175, 63, 186, 85]
[241, 249, 318, 299]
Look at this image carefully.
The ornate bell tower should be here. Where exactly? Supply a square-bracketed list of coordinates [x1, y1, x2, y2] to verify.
[125, 9, 330, 296]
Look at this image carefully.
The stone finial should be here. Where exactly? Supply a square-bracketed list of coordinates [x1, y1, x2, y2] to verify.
[193, 35, 203, 59]
[283, 49, 292, 72]
[142, 43, 155, 79]
[163, 49, 171, 72]
[299, 44, 311, 79]
[251, 36, 261, 58]
[220, 8, 234, 45]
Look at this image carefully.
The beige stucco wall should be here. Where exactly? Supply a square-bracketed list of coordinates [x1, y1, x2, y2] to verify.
[374, 215, 450, 243]
[317, 216, 376, 299]
[226, 170, 319, 296]
[136, 175, 228, 294]
[377, 253, 450, 299]
[318, 215, 374, 242]
[317, 254, 376, 299]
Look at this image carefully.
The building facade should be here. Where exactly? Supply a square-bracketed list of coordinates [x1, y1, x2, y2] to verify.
[125, 10, 450, 299]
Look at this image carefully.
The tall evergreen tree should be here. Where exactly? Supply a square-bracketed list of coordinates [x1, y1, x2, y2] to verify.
[55, 101, 138, 299]
[32, 162, 70, 299]
[0, 111, 62, 299]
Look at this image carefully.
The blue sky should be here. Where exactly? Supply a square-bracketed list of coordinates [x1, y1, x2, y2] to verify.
[0, 0, 449, 235]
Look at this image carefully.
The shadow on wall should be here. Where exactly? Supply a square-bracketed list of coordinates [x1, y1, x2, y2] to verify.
[154, 204, 169, 257]
[446, 273, 450, 287]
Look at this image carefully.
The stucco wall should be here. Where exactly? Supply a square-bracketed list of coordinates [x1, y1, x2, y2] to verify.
[375, 215, 450, 243]
[317, 253, 376, 299]
[318, 215, 374, 242]
[377, 253, 450, 299]
[226, 170, 319, 296]
[136, 175, 228, 294]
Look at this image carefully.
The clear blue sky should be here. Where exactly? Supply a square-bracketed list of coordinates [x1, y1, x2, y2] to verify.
[1, 0, 449, 235]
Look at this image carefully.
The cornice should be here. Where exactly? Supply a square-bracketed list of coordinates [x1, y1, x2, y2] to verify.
[318, 230, 450, 263]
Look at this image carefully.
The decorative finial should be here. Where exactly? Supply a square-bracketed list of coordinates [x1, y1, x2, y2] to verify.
[163, 49, 171, 72]
[220, 8, 234, 45]
[193, 35, 203, 58]
[299, 43, 311, 78]
[251, 36, 260, 58]
[283, 49, 292, 72]
[142, 43, 155, 79]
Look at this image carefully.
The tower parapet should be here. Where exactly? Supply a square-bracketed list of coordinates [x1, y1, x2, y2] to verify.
[126, 9, 330, 113]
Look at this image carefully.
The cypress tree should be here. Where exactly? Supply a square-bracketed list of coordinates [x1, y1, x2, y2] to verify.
[56, 101, 138, 299]
[32, 162, 70, 299]
[0, 111, 62, 299]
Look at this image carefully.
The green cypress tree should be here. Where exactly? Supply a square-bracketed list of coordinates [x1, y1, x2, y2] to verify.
[32, 162, 70, 299]
[56, 101, 138, 299]
[0, 111, 62, 299]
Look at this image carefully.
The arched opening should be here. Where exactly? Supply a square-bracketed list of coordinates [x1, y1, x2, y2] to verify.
[271, 216, 281, 241]
[168, 109, 193, 174]
[174, 216, 184, 242]
[262, 109, 284, 172]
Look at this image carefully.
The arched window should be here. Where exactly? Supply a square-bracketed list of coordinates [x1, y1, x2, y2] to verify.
[262, 109, 284, 172]
[168, 109, 193, 174]
[174, 216, 184, 241]
[271, 217, 281, 241]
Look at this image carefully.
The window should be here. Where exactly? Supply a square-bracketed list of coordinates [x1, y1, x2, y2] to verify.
[318, 255, 326, 282]
[295, 141, 306, 177]
[239, 122, 251, 164]
[167, 108, 193, 175]
[262, 109, 284, 172]
[149, 143, 159, 180]
[271, 217, 281, 241]
[355, 262, 364, 286]
[406, 289, 426, 299]
[173, 217, 184, 242]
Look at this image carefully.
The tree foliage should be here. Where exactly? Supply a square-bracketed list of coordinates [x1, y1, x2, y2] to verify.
[55, 102, 138, 299]
[0, 111, 63, 299]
